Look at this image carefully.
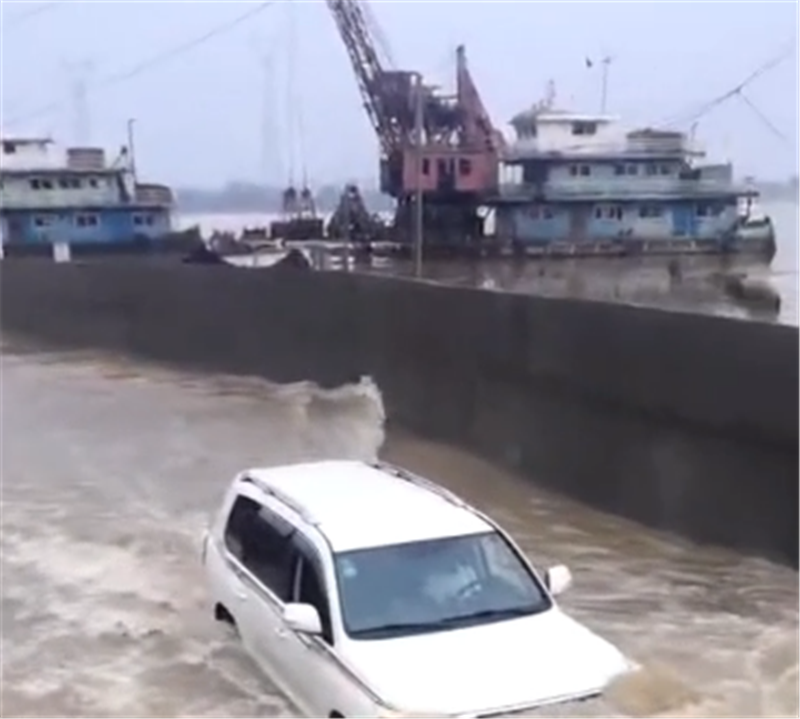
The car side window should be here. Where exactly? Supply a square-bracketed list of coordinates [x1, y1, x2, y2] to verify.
[294, 548, 334, 646]
[224, 494, 297, 602]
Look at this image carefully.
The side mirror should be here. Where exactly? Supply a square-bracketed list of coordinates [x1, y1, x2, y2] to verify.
[283, 603, 322, 636]
[545, 564, 572, 597]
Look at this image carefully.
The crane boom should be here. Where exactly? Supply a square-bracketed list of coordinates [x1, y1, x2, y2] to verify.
[326, 0, 501, 228]
[325, 0, 399, 156]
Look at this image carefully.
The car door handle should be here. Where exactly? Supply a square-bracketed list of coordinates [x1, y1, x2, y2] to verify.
[235, 589, 247, 601]
[275, 627, 287, 638]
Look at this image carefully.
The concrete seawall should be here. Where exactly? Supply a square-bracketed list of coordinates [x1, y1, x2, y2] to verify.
[2, 259, 797, 565]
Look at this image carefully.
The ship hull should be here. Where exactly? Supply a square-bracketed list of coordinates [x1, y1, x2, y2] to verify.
[342, 223, 776, 262]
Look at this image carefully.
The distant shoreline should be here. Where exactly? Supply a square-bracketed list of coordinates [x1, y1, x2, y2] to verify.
[174, 183, 392, 216]
[176, 195, 799, 216]
[174, 180, 798, 216]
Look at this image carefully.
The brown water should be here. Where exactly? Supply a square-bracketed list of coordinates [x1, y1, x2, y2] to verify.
[182, 199, 799, 326]
[364, 200, 799, 327]
[1, 346, 797, 717]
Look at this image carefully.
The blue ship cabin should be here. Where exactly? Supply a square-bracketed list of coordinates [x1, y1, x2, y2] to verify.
[492, 104, 772, 255]
[3, 205, 172, 245]
[0, 136, 175, 248]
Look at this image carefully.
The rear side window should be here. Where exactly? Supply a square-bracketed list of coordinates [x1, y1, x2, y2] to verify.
[224, 495, 297, 601]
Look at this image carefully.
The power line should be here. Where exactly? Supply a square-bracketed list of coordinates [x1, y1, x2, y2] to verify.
[661, 39, 797, 128]
[737, 91, 792, 146]
[5, 1, 276, 127]
[3, 1, 59, 28]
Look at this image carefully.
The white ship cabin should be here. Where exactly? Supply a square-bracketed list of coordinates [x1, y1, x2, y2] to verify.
[1, 136, 66, 170]
[508, 108, 625, 157]
[1, 136, 138, 209]
[500, 104, 705, 187]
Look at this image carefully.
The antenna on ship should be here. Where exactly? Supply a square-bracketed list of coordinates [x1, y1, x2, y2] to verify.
[544, 79, 556, 110]
[62, 57, 95, 144]
[600, 55, 614, 114]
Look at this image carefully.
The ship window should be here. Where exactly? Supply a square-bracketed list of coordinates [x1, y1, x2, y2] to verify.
[579, 165, 591, 177]
[29, 179, 41, 190]
[595, 205, 623, 220]
[572, 122, 597, 136]
[41, 179, 54, 190]
[58, 178, 70, 189]
[659, 164, 672, 175]
[646, 164, 658, 176]
[458, 158, 472, 176]
[89, 178, 99, 188]
[543, 207, 555, 219]
[626, 165, 638, 175]
[639, 205, 663, 218]
[614, 164, 625, 176]
[696, 204, 719, 217]
[70, 178, 81, 189]
[34, 215, 56, 227]
[422, 158, 430, 175]
[3, 141, 16, 154]
[569, 165, 579, 177]
[76, 213, 99, 227]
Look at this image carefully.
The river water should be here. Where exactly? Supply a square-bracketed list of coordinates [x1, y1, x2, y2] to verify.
[178, 200, 798, 327]
[1, 347, 796, 718]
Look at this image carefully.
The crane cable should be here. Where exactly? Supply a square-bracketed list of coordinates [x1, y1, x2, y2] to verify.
[5, 1, 277, 127]
[361, 1, 395, 70]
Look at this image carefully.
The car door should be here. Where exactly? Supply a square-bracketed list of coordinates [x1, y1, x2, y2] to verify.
[230, 495, 301, 699]
[278, 534, 359, 718]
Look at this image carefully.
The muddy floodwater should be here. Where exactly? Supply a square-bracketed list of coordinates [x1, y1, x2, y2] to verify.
[1, 345, 797, 717]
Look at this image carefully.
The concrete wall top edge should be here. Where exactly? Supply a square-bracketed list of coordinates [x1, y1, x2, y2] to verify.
[1, 258, 797, 448]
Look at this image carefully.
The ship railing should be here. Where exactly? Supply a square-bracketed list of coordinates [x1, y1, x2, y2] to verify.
[0, 191, 121, 209]
[498, 177, 751, 201]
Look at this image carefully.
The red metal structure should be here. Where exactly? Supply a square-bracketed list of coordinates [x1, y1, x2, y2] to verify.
[325, 0, 503, 247]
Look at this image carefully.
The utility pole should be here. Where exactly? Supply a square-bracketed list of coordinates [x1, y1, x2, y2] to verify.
[127, 118, 138, 183]
[412, 72, 424, 278]
[63, 58, 94, 145]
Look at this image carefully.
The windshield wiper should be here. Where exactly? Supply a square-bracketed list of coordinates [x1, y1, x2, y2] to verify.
[350, 621, 446, 638]
[438, 605, 540, 625]
[353, 607, 539, 639]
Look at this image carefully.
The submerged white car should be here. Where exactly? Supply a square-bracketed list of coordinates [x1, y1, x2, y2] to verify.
[202, 460, 633, 717]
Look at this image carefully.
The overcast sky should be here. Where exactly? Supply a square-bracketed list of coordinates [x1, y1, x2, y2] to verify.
[1, 0, 798, 187]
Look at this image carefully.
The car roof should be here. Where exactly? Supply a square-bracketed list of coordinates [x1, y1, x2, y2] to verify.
[244, 460, 491, 552]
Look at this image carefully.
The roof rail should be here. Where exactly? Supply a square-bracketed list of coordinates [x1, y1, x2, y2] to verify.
[242, 474, 318, 526]
[372, 460, 468, 509]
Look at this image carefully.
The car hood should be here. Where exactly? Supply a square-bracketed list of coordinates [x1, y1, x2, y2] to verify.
[346, 608, 630, 716]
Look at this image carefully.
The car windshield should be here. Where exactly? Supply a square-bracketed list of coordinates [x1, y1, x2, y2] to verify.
[334, 531, 552, 640]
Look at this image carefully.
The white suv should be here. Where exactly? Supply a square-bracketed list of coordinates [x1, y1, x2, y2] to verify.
[202, 460, 632, 717]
